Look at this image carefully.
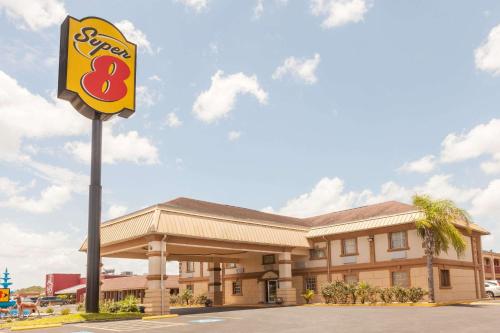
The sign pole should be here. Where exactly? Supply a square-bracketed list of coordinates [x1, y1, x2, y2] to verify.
[85, 114, 102, 313]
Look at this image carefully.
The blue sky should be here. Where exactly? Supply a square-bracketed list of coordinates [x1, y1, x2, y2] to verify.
[1, 0, 500, 288]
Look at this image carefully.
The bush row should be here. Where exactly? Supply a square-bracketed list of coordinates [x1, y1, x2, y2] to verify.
[169, 289, 208, 306]
[99, 295, 140, 313]
[316, 281, 426, 304]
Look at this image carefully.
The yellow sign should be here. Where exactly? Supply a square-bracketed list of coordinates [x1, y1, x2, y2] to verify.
[0, 288, 9, 303]
[58, 16, 137, 120]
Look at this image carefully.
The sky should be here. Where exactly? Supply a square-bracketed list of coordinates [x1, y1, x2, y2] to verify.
[1, 0, 500, 288]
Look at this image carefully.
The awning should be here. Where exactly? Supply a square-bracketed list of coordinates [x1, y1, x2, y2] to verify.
[54, 284, 86, 295]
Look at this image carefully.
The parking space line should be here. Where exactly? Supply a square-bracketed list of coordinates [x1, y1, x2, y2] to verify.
[187, 314, 243, 320]
[73, 320, 186, 332]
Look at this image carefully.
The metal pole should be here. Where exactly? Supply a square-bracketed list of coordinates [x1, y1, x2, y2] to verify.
[85, 114, 102, 313]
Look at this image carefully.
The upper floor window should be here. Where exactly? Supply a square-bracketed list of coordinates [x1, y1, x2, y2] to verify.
[309, 247, 326, 260]
[391, 271, 410, 288]
[439, 269, 451, 288]
[495, 259, 500, 267]
[389, 231, 408, 250]
[305, 276, 317, 292]
[186, 261, 195, 273]
[226, 263, 237, 269]
[484, 258, 491, 266]
[342, 238, 358, 256]
[262, 254, 275, 265]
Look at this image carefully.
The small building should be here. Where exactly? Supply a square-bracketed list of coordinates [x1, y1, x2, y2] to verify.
[482, 250, 500, 281]
[80, 197, 490, 314]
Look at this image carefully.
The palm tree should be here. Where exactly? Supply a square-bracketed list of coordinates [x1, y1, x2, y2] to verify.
[412, 194, 471, 302]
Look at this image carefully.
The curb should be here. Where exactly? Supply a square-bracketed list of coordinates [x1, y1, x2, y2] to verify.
[142, 314, 179, 320]
[10, 323, 62, 331]
[303, 300, 474, 308]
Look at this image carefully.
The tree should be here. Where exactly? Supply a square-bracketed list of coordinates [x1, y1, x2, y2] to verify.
[412, 195, 471, 302]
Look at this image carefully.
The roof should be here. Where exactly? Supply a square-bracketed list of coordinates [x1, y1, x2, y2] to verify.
[162, 197, 309, 227]
[82, 197, 489, 251]
[305, 201, 418, 227]
[101, 275, 178, 291]
[55, 284, 86, 294]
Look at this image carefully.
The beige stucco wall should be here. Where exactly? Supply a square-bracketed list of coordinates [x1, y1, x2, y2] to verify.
[224, 278, 265, 305]
[435, 236, 473, 262]
[359, 270, 391, 288]
[179, 281, 208, 297]
[374, 229, 425, 261]
[433, 267, 476, 302]
[332, 237, 370, 265]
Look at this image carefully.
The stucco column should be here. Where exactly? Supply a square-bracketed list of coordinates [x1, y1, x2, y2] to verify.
[476, 236, 486, 298]
[144, 238, 169, 314]
[491, 253, 497, 280]
[208, 262, 223, 306]
[277, 252, 296, 305]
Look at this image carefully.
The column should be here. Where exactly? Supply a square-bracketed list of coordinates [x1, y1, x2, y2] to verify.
[491, 253, 497, 280]
[208, 262, 223, 306]
[476, 236, 486, 298]
[143, 237, 169, 314]
[277, 252, 296, 305]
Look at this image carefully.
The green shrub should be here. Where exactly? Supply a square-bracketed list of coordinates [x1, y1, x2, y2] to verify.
[46, 307, 54, 314]
[194, 294, 208, 305]
[180, 289, 194, 305]
[169, 294, 180, 306]
[392, 286, 410, 303]
[302, 289, 315, 304]
[60, 308, 71, 315]
[379, 288, 395, 303]
[407, 287, 426, 303]
[321, 282, 335, 304]
[321, 281, 349, 304]
[355, 281, 371, 304]
[119, 296, 139, 313]
[346, 283, 357, 304]
[367, 286, 380, 304]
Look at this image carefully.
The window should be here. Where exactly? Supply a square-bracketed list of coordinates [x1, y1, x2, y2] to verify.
[389, 231, 408, 250]
[186, 261, 195, 272]
[262, 254, 275, 265]
[440, 269, 451, 288]
[232, 280, 242, 295]
[344, 274, 359, 285]
[484, 258, 491, 266]
[309, 248, 326, 260]
[186, 284, 194, 292]
[495, 259, 500, 267]
[391, 271, 410, 288]
[305, 276, 317, 292]
[342, 238, 357, 256]
[226, 263, 237, 269]
[178, 262, 182, 274]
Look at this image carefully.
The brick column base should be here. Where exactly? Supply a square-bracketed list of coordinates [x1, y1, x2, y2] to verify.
[143, 289, 170, 315]
[277, 287, 296, 305]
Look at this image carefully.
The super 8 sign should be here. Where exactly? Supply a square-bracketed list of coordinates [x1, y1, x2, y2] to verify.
[0, 288, 9, 303]
[58, 16, 137, 120]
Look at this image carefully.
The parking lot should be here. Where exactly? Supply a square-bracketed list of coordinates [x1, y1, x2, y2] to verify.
[3, 302, 499, 333]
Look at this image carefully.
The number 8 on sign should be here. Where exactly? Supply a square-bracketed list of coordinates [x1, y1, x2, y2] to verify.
[81, 55, 130, 102]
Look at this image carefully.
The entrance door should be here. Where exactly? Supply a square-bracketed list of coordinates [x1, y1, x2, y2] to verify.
[266, 280, 278, 303]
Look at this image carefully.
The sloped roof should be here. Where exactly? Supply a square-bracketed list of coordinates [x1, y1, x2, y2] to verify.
[162, 197, 309, 227]
[305, 201, 418, 227]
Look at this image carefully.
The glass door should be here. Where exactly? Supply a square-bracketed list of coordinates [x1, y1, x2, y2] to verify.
[267, 280, 278, 303]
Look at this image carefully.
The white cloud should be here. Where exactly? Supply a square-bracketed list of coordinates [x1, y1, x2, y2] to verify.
[0, 70, 88, 160]
[228, 131, 242, 141]
[311, 0, 369, 29]
[481, 153, 500, 175]
[475, 24, 500, 75]
[254, 0, 264, 19]
[193, 70, 268, 123]
[398, 155, 436, 174]
[0, 222, 86, 288]
[0, 0, 66, 31]
[440, 119, 500, 169]
[2, 185, 72, 214]
[107, 204, 128, 219]
[148, 75, 162, 82]
[267, 174, 481, 218]
[272, 53, 321, 84]
[137, 85, 161, 107]
[65, 125, 159, 165]
[176, 0, 208, 12]
[115, 20, 153, 54]
[166, 112, 183, 128]
[471, 179, 500, 218]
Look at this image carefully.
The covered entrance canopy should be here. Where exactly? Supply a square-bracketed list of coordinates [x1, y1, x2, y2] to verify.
[80, 198, 312, 314]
